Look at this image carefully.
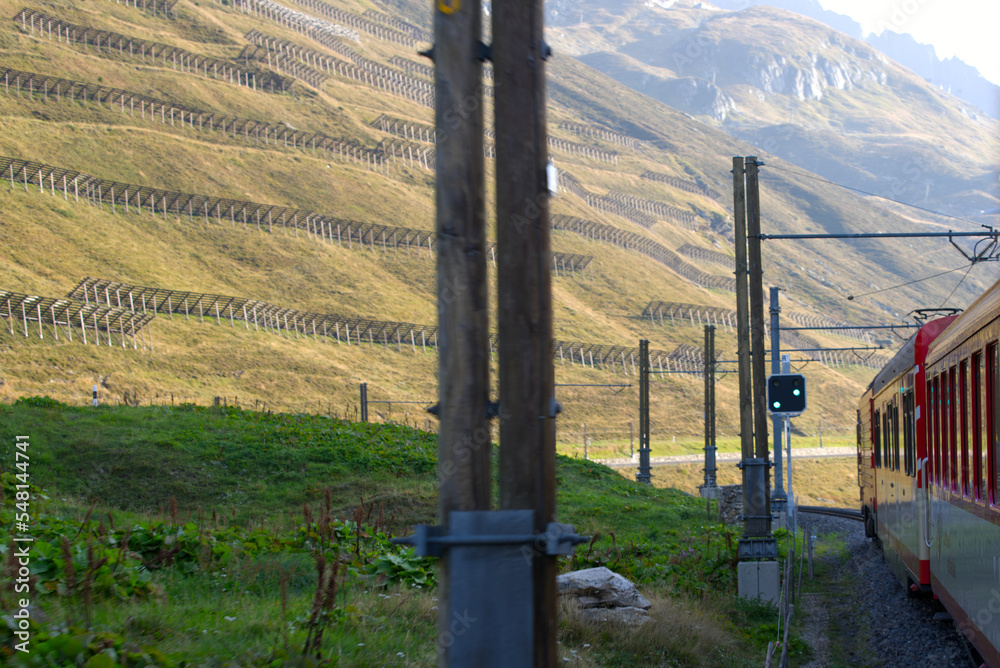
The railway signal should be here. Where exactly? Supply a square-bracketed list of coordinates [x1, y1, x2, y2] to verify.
[767, 373, 807, 416]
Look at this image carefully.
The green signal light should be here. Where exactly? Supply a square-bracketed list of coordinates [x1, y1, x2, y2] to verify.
[773, 401, 781, 409]
[793, 389, 801, 396]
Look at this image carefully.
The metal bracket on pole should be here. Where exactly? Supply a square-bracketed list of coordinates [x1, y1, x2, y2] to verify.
[392, 512, 589, 558]
[738, 537, 778, 560]
[393, 511, 585, 667]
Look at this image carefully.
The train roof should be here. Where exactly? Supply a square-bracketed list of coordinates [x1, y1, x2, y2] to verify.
[926, 275, 1000, 366]
[866, 315, 957, 395]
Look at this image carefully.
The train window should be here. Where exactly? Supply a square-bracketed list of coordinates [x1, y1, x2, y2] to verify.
[882, 407, 890, 470]
[882, 402, 892, 471]
[961, 359, 971, 497]
[990, 343, 999, 505]
[894, 398, 901, 471]
[902, 390, 911, 476]
[882, 402, 896, 471]
[950, 366, 958, 492]
[941, 372, 950, 487]
[886, 405, 893, 471]
[905, 388, 916, 477]
[874, 408, 882, 468]
[973, 351, 985, 501]
[932, 375, 940, 485]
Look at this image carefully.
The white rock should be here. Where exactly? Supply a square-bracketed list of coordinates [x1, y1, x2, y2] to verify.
[556, 567, 651, 610]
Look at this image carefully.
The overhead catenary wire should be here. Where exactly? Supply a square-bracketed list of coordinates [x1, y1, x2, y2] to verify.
[846, 262, 975, 300]
[765, 163, 986, 229]
[938, 263, 976, 309]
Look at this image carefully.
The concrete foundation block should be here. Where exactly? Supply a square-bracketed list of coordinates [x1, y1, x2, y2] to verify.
[698, 485, 720, 500]
[738, 561, 779, 605]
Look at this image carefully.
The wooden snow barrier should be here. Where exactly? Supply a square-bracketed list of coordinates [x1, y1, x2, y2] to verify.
[370, 113, 438, 143]
[603, 191, 701, 230]
[640, 301, 820, 354]
[69, 278, 687, 376]
[0, 289, 154, 349]
[386, 55, 434, 81]
[238, 44, 327, 89]
[557, 121, 640, 150]
[1, 156, 591, 273]
[68, 277, 442, 353]
[641, 170, 722, 201]
[362, 10, 430, 43]
[560, 170, 709, 231]
[107, 0, 179, 18]
[547, 136, 618, 165]
[0, 68, 388, 171]
[551, 214, 735, 292]
[287, 0, 420, 47]
[369, 114, 612, 164]
[642, 301, 741, 332]
[11, 8, 292, 93]
[676, 243, 734, 269]
[233, 0, 360, 43]
[241, 26, 435, 107]
[640, 301, 883, 365]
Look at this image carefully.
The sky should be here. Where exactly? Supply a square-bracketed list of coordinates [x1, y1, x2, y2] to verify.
[816, 0, 1000, 86]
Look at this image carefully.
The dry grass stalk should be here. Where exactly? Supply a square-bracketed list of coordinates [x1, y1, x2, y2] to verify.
[70, 500, 98, 542]
[60, 538, 77, 596]
[80, 542, 108, 627]
[302, 552, 343, 658]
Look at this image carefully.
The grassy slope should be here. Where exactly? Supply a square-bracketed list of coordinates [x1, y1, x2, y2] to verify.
[3, 0, 995, 444]
[0, 400, 808, 666]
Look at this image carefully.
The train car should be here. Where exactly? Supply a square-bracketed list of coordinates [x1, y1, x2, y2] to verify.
[859, 279, 1000, 666]
[922, 282, 1000, 667]
[858, 314, 956, 593]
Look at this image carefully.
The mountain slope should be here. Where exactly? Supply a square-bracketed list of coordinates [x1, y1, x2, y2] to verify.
[706, 0, 1000, 120]
[547, 0, 1000, 218]
[0, 0, 996, 443]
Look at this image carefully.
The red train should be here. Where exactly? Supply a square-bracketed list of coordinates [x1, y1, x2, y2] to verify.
[858, 279, 1000, 667]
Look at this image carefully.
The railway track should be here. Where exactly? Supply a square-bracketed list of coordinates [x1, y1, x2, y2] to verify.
[798, 505, 863, 521]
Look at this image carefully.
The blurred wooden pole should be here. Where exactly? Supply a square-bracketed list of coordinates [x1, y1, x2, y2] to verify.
[733, 157, 756, 538]
[746, 156, 772, 534]
[494, 0, 557, 663]
[434, 0, 490, 665]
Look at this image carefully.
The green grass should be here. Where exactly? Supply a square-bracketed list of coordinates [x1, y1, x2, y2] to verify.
[0, 398, 811, 666]
[0, 397, 439, 527]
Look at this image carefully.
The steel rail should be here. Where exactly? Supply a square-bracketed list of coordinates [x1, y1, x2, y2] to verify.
[798, 505, 863, 522]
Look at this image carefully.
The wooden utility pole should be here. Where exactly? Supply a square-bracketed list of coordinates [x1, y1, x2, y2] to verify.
[734, 156, 778, 600]
[434, 0, 490, 665]
[494, 0, 557, 662]
[746, 157, 772, 535]
[733, 157, 754, 488]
